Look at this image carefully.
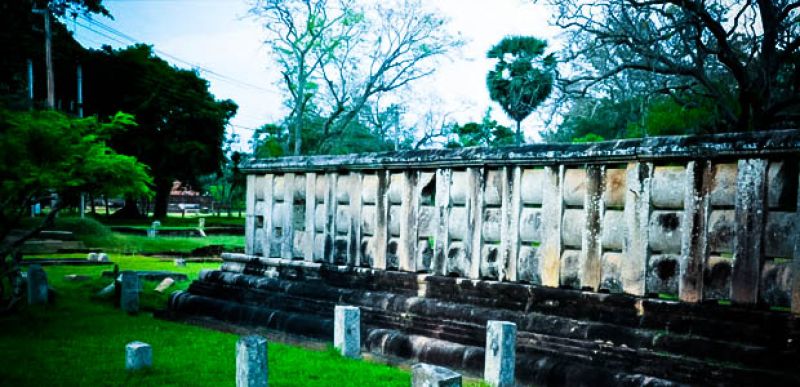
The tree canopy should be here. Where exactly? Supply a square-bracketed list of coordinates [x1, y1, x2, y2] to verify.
[548, 0, 800, 136]
[82, 44, 237, 218]
[487, 36, 555, 145]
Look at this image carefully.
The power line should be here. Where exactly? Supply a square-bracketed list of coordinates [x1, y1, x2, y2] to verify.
[76, 15, 280, 95]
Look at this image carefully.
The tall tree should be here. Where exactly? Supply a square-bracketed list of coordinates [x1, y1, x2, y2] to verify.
[486, 36, 555, 145]
[447, 108, 516, 148]
[0, 108, 151, 310]
[252, 0, 461, 155]
[548, 0, 800, 131]
[83, 45, 237, 219]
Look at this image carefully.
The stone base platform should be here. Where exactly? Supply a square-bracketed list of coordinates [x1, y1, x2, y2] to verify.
[167, 254, 800, 386]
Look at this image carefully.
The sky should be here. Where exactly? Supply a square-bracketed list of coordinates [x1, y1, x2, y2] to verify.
[70, 0, 561, 151]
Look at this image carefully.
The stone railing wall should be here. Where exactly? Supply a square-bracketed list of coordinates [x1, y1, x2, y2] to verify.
[241, 130, 800, 311]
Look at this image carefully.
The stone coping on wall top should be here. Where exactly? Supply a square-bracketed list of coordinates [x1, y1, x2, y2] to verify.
[241, 129, 800, 173]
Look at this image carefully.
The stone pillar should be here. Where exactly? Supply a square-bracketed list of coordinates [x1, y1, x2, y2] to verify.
[580, 165, 604, 290]
[26, 264, 48, 305]
[236, 335, 268, 387]
[281, 173, 295, 260]
[125, 341, 152, 371]
[792, 161, 800, 315]
[349, 173, 363, 267]
[399, 171, 419, 272]
[469, 168, 484, 279]
[503, 167, 522, 282]
[731, 159, 768, 305]
[120, 271, 140, 314]
[622, 162, 652, 296]
[304, 172, 317, 262]
[334, 305, 361, 358]
[679, 160, 712, 302]
[245, 174, 256, 256]
[536, 165, 563, 287]
[484, 320, 516, 387]
[434, 168, 452, 276]
[262, 174, 275, 258]
[325, 173, 338, 263]
[374, 170, 390, 270]
[412, 363, 462, 387]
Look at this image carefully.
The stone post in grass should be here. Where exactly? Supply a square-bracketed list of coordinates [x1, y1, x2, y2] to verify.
[412, 363, 462, 387]
[126, 341, 152, 371]
[236, 335, 268, 387]
[120, 271, 140, 314]
[484, 320, 516, 387]
[334, 305, 361, 358]
[26, 264, 48, 305]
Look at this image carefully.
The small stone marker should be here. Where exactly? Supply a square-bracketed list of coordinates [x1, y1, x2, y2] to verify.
[154, 277, 175, 293]
[236, 335, 268, 387]
[26, 264, 48, 305]
[120, 271, 140, 314]
[412, 363, 462, 387]
[198, 218, 205, 230]
[174, 258, 187, 267]
[334, 305, 361, 358]
[87, 252, 98, 261]
[97, 283, 115, 296]
[484, 320, 516, 387]
[64, 274, 90, 282]
[97, 253, 109, 262]
[125, 341, 152, 371]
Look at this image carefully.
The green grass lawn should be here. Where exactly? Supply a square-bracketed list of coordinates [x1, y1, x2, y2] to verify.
[0, 255, 413, 386]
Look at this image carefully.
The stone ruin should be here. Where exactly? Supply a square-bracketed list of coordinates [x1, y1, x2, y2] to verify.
[168, 130, 800, 385]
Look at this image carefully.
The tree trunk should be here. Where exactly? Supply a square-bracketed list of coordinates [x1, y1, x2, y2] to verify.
[111, 197, 144, 219]
[89, 193, 96, 215]
[515, 120, 522, 146]
[152, 179, 172, 220]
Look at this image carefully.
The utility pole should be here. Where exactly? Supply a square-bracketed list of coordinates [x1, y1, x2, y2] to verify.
[33, 5, 55, 109]
[78, 63, 86, 218]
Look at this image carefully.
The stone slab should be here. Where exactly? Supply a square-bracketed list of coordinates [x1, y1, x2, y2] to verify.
[125, 341, 152, 371]
[236, 335, 268, 387]
[412, 363, 462, 387]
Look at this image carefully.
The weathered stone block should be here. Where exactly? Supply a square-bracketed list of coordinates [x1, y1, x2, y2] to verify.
[272, 175, 285, 199]
[315, 176, 326, 203]
[271, 205, 283, 228]
[254, 200, 266, 217]
[708, 210, 735, 253]
[480, 244, 500, 280]
[765, 211, 796, 258]
[293, 175, 306, 201]
[561, 209, 585, 248]
[761, 259, 792, 306]
[26, 264, 48, 305]
[361, 205, 376, 236]
[334, 305, 361, 358]
[292, 204, 305, 230]
[362, 174, 378, 205]
[446, 242, 469, 277]
[651, 166, 685, 208]
[484, 169, 503, 206]
[517, 245, 540, 284]
[125, 341, 152, 371]
[87, 252, 98, 261]
[333, 237, 349, 264]
[646, 254, 679, 295]
[293, 231, 306, 258]
[648, 211, 683, 253]
[418, 206, 436, 238]
[336, 174, 351, 204]
[767, 160, 798, 209]
[449, 207, 468, 241]
[709, 163, 737, 207]
[604, 168, 626, 207]
[520, 169, 544, 205]
[601, 210, 625, 250]
[703, 255, 732, 300]
[600, 252, 623, 292]
[417, 239, 433, 272]
[236, 335, 268, 387]
[314, 233, 326, 262]
[360, 237, 375, 267]
[484, 320, 516, 387]
[563, 168, 587, 207]
[335, 206, 351, 234]
[253, 175, 266, 201]
[154, 277, 174, 293]
[388, 206, 401, 237]
[482, 209, 501, 243]
[120, 271, 140, 314]
[388, 173, 404, 205]
[560, 249, 581, 289]
[314, 204, 327, 232]
[518, 208, 542, 243]
[387, 238, 400, 269]
[419, 172, 436, 206]
[450, 171, 469, 206]
[412, 363, 462, 387]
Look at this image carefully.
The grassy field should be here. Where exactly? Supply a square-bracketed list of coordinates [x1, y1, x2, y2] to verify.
[25, 217, 244, 255]
[0, 255, 414, 386]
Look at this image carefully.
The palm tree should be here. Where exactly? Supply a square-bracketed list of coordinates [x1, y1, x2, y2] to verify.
[486, 36, 555, 145]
